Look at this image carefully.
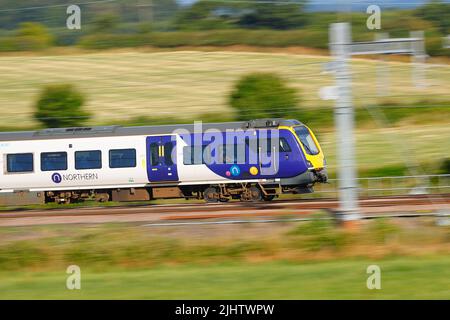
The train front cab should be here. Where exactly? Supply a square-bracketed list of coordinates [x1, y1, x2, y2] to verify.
[279, 123, 328, 192]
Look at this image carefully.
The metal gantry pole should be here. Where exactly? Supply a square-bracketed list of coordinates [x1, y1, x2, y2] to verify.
[410, 30, 426, 88]
[444, 35, 450, 49]
[329, 23, 360, 220]
[376, 33, 390, 97]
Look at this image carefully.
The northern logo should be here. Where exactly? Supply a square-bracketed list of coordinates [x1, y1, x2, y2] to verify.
[52, 173, 62, 184]
[230, 165, 241, 177]
[51, 172, 98, 183]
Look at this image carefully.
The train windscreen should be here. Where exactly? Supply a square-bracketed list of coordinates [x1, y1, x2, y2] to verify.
[294, 126, 320, 155]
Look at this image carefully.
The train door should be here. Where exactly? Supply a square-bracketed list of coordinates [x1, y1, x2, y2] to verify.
[278, 130, 300, 175]
[258, 129, 279, 177]
[146, 136, 179, 182]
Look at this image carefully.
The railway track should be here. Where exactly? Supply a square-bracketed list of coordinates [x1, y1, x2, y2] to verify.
[0, 194, 448, 227]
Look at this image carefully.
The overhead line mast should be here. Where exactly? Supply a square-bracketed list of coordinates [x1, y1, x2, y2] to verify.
[329, 23, 426, 222]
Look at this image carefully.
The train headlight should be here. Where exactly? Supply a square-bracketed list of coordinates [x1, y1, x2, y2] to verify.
[307, 161, 314, 169]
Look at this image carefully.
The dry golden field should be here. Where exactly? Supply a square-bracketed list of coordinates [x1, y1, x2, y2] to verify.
[0, 49, 448, 128]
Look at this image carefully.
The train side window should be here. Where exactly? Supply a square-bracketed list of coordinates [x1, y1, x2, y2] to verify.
[246, 137, 290, 155]
[183, 146, 203, 165]
[245, 138, 258, 153]
[164, 143, 174, 166]
[250, 138, 272, 156]
[109, 149, 136, 168]
[203, 145, 212, 165]
[223, 144, 246, 164]
[183, 146, 192, 165]
[75, 150, 102, 170]
[279, 138, 292, 152]
[41, 152, 67, 171]
[150, 143, 160, 166]
[6, 153, 33, 173]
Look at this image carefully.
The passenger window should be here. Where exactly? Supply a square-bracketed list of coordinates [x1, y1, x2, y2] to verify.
[203, 145, 212, 165]
[150, 143, 160, 166]
[75, 150, 102, 170]
[279, 138, 292, 152]
[41, 152, 67, 171]
[183, 145, 203, 165]
[183, 146, 192, 165]
[109, 149, 136, 168]
[223, 144, 246, 164]
[164, 143, 174, 166]
[6, 153, 33, 173]
[245, 138, 258, 153]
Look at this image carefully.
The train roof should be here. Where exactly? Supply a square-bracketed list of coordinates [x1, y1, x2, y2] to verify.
[0, 119, 303, 142]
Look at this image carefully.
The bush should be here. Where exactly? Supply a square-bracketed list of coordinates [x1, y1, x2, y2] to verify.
[77, 29, 329, 50]
[34, 84, 89, 128]
[15, 22, 53, 51]
[0, 242, 48, 270]
[90, 14, 120, 34]
[368, 219, 400, 244]
[229, 73, 299, 121]
[440, 158, 450, 174]
[287, 216, 348, 252]
[78, 34, 146, 49]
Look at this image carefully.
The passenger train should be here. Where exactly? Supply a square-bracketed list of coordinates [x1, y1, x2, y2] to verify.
[0, 119, 327, 205]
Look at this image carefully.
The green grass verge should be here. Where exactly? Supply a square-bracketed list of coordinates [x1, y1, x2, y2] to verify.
[0, 218, 449, 299]
[1, 256, 449, 299]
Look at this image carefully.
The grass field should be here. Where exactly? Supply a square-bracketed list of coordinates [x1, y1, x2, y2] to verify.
[0, 49, 449, 128]
[0, 216, 449, 299]
[1, 257, 449, 299]
[321, 125, 450, 175]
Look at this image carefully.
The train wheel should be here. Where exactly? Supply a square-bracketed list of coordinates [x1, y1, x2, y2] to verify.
[204, 187, 220, 203]
[240, 186, 262, 202]
[95, 193, 110, 202]
[263, 195, 275, 201]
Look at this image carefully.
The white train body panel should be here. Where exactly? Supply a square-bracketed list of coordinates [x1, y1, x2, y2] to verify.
[0, 134, 233, 193]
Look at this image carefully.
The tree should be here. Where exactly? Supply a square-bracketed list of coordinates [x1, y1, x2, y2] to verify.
[238, 0, 308, 30]
[34, 84, 89, 128]
[229, 73, 299, 121]
[90, 14, 120, 34]
[174, 1, 233, 30]
[175, 0, 308, 30]
[415, 0, 450, 34]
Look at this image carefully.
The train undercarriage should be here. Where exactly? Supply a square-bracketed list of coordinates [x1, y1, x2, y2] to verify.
[0, 181, 316, 205]
[1, 170, 324, 205]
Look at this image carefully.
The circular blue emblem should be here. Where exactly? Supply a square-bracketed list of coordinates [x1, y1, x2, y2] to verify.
[230, 165, 241, 177]
[52, 173, 62, 184]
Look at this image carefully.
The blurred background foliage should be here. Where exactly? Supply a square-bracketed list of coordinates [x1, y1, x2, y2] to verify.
[0, 0, 448, 56]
